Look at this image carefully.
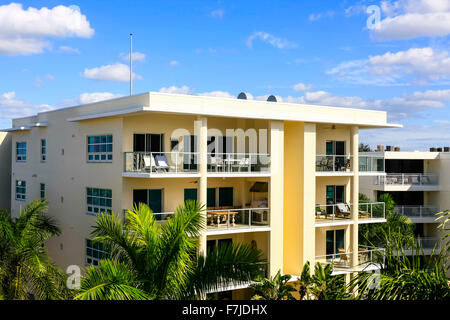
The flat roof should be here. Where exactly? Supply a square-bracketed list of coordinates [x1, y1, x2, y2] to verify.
[360, 151, 443, 160]
[12, 92, 402, 129]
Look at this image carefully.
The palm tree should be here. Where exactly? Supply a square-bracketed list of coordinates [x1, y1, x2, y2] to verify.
[250, 270, 296, 300]
[358, 143, 371, 152]
[75, 201, 264, 300]
[349, 228, 449, 300]
[0, 200, 71, 300]
[359, 193, 414, 247]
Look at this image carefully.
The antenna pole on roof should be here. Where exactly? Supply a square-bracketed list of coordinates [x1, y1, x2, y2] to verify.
[130, 33, 133, 96]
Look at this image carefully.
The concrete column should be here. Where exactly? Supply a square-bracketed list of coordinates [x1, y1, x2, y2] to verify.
[197, 116, 208, 257]
[351, 126, 359, 271]
[269, 120, 284, 277]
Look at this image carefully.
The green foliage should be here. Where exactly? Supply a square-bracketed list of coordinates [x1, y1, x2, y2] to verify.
[350, 228, 449, 300]
[76, 200, 264, 300]
[0, 200, 71, 300]
[250, 270, 296, 300]
[359, 143, 371, 152]
[359, 193, 414, 247]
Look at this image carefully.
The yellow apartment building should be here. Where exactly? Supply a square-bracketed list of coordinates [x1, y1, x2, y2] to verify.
[3, 92, 401, 298]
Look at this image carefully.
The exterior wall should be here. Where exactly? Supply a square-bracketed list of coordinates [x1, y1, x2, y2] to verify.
[0, 132, 11, 210]
[316, 126, 351, 155]
[283, 121, 316, 275]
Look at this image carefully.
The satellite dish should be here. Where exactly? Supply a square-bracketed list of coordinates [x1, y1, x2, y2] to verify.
[237, 92, 253, 100]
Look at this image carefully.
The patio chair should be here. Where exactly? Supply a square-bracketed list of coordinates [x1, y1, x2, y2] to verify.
[316, 158, 327, 171]
[232, 157, 250, 172]
[338, 248, 350, 266]
[154, 155, 175, 173]
[143, 155, 156, 172]
[358, 204, 371, 218]
[315, 205, 327, 219]
[336, 203, 351, 218]
[326, 158, 334, 171]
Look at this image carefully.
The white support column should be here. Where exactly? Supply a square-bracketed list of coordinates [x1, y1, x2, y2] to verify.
[197, 116, 208, 257]
[269, 120, 284, 277]
[351, 126, 359, 273]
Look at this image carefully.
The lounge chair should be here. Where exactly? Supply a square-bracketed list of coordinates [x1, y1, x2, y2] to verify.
[358, 203, 371, 218]
[336, 203, 351, 218]
[154, 155, 174, 173]
[143, 155, 156, 172]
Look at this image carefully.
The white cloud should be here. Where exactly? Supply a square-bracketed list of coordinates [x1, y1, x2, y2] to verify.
[120, 52, 146, 62]
[327, 47, 450, 85]
[0, 3, 93, 55]
[293, 83, 313, 91]
[169, 60, 179, 66]
[159, 86, 191, 94]
[246, 32, 297, 49]
[33, 74, 54, 87]
[83, 63, 141, 82]
[210, 9, 225, 19]
[369, 0, 450, 41]
[78, 92, 123, 104]
[0, 91, 54, 119]
[58, 45, 80, 54]
[308, 11, 334, 21]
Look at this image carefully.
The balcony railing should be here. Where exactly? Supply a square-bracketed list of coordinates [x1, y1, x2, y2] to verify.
[315, 202, 385, 224]
[359, 155, 385, 172]
[414, 237, 441, 250]
[395, 205, 440, 219]
[316, 246, 385, 270]
[124, 152, 199, 174]
[126, 207, 270, 231]
[207, 153, 270, 173]
[316, 155, 353, 172]
[206, 207, 270, 230]
[374, 173, 439, 186]
[124, 152, 270, 175]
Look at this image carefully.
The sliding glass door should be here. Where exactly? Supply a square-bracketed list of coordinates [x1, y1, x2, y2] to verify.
[326, 185, 345, 214]
[326, 229, 345, 259]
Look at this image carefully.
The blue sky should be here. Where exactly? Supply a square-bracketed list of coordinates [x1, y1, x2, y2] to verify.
[0, 0, 449, 150]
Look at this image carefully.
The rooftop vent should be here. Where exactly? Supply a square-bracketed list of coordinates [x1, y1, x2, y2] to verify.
[267, 95, 282, 102]
[444, 147, 449, 152]
[437, 147, 443, 152]
[237, 92, 253, 100]
[430, 147, 437, 152]
[376, 145, 384, 152]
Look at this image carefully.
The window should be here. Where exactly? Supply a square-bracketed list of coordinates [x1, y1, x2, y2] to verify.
[87, 188, 112, 215]
[133, 189, 163, 220]
[41, 139, 46, 162]
[218, 187, 234, 207]
[87, 135, 113, 162]
[85, 239, 110, 266]
[16, 142, 27, 162]
[184, 188, 197, 202]
[16, 180, 26, 200]
[40, 183, 45, 200]
[133, 133, 164, 153]
[207, 238, 232, 254]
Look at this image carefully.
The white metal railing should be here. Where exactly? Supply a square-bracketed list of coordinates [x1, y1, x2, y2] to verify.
[359, 155, 385, 172]
[315, 202, 385, 223]
[315, 246, 385, 269]
[395, 205, 440, 218]
[316, 155, 353, 172]
[414, 237, 441, 250]
[124, 152, 199, 174]
[374, 173, 439, 186]
[207, 153, 270, 173]
[206, 207, 270, 230]
[124, 152, 271, 174]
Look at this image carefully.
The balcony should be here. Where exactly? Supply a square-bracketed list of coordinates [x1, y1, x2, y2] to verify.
[315, 202, 385, 226]
[146, 207, 270, 235]
[395, 205, 441, 223]
[123, 152, 270, 178]
[206, 207, 270, 235]
[315, 246, 385, 275]
[372, 173, 440, 191]
[401, 237, 442, 256]
[358, 155, 385, 174]
[316, 155, 353, 175]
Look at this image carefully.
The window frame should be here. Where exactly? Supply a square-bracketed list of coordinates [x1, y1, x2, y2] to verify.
[40, 183, 45, 200]
[15, 180, 26, 201]
[86, 187, 112, 216]
[16, 141, 27, 162]
[87, 135, 113, 163]
[85, 239, 110, 266]
[41, 139, 46, 162]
